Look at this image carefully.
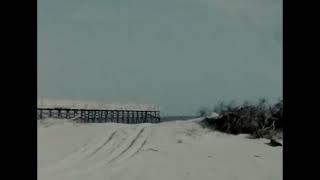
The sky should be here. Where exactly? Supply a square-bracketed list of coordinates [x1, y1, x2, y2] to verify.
[38, 0, 282, 116]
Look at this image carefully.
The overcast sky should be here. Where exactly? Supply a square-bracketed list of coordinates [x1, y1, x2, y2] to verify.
[38, 0, 282, 116]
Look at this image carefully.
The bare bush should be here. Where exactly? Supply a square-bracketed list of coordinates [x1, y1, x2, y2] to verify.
[200, 99, 283, 139]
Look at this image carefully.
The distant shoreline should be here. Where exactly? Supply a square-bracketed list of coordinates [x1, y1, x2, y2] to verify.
[160, 116, 198, 122]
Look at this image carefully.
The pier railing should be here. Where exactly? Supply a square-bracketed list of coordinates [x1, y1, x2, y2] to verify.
[37, 108, 161, 123]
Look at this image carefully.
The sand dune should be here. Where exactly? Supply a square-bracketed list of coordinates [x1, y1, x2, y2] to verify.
[38, 119, 282, 180]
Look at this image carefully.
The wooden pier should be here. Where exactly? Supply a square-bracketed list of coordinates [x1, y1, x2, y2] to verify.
[37, 108, 161, 123]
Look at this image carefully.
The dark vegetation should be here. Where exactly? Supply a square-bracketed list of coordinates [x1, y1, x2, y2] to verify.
[199, 98, 283, 139]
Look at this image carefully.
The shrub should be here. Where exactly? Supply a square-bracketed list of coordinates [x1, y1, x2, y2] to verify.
[200, 99, 283, 139]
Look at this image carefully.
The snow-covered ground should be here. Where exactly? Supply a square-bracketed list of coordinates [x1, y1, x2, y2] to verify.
[38, 118, 282, 180]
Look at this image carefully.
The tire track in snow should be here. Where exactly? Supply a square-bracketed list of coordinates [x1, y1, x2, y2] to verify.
[126, 124, 156, 159]
[106, 130, 130, 156]
[86, 131, 117, 158]
[45, 125, 152, 177]
[41, 130, 118, 175]
[128, 139, 148, 159]
[107, 127, 146, 164]
[66, 126, 150, 176]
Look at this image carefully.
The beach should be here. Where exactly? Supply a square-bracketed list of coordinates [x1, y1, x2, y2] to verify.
[38, 118, 282, 180]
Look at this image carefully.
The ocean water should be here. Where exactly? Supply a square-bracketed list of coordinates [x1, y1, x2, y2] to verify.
[160, 116, 198, 122]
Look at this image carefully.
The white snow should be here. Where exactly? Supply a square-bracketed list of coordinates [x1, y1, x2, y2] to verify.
[38, 118, 282, 180]
[205, 112, 220, 119]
